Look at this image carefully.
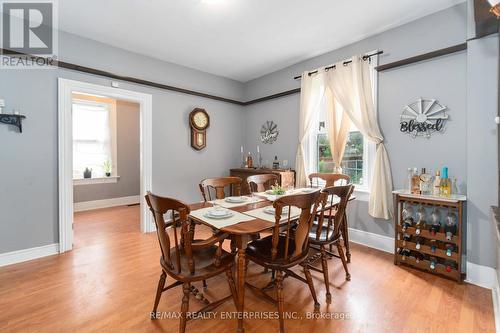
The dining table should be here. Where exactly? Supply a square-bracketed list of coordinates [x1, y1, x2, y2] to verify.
[187, 189, 354, 332]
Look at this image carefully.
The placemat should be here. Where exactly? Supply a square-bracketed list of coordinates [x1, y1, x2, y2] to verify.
[209, 196, 263, 208]
[189, 207, 254, 229]
[243, 206, 302, 223]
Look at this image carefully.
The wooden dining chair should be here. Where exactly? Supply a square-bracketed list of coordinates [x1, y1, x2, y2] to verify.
[247, 174, 279, 193]
[245, 191, 321, 333]
[306, 184, 354, 302]
[308, 173, 353, 262]
[199, 176, 242, 202]
[145, 192, 237, 333]
[308, 172, 350, 187]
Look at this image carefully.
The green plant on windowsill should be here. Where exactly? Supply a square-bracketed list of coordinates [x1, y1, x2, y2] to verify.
[103, 160, 112, 177]
[270, 183, 286, 195]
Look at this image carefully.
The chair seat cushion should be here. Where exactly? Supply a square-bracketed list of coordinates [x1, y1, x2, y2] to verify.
[308, 223, 340, 243]
[162, 244, 234, 281]
[246, 235, 296, 263]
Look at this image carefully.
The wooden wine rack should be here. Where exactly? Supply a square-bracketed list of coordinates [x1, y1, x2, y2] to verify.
[393, 190, 466, 282]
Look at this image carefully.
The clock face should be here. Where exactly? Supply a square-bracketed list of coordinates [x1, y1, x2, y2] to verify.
[193, 111, 208, 129]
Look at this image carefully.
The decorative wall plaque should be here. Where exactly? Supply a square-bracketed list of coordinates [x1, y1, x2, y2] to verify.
[400, 98, 448, 138]
[260, 120, 279, 144]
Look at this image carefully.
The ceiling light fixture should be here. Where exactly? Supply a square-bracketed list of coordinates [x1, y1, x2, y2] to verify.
[487, 0, 500, 18]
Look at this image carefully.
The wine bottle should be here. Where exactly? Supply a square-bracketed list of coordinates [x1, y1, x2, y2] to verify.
[429, 257, 437, 270]
[445, 243, 454, 257]
[440, 167, 451, 197]
[415, 237, 423, 250]
[444, 210, 457, 241]
[402, 219, 412, 232]
[415, 252, 424, 263]
[399, 248, 411, 261]
[430, 239, 437, 253]
[415, 205, 425, 235]
[444, 260, 457, 272]
[402, 233, 411, 246]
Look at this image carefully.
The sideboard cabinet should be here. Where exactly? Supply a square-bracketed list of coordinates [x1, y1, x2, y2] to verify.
[229, 168, 296, 195]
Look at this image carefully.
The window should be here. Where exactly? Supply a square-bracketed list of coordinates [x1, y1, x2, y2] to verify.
[310, 54, 378, 191]
[318, 127, 365, 184]
[72, 98, 117, 180]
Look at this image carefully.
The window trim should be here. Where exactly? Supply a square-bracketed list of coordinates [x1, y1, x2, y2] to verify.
[73, 175, 120, 186]
[72, 98, 118, 180]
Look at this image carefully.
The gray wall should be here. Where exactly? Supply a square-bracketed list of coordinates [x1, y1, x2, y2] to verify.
[0, 31, 244, 253]
[73, 100, 140, 203]
[244, 4, 467, 220]
[242, 3, 500, 267]
[466, 33, 499, 267]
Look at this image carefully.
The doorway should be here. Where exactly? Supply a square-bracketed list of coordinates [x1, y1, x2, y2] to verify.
[58, 79, 153, 253]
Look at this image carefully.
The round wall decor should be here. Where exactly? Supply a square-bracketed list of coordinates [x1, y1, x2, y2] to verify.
[260, 120, 279, 144]
[400, 98, 448, 138]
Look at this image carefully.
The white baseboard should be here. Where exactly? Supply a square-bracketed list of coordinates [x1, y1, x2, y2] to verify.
[492, 280, 500, 333]
[0, 243, 59, 267]
[348, 227, 393, 253]
[465, 262, 498, 289]
[74, 195, 140, 212]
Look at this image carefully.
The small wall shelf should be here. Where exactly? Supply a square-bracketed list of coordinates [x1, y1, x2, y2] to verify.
[0, 114, 26, 132]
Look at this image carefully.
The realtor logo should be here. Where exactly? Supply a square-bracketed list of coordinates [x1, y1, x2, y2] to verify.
[1, 0, 58, 68]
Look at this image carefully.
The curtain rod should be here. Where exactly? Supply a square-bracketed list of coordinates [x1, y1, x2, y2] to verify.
[293, 50, 384, 80]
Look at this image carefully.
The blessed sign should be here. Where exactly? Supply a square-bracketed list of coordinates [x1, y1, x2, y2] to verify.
[400, 99, 448, 138]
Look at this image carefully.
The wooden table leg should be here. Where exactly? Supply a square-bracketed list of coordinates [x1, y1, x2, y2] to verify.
[236, 234, 249, 333]
[342, 212, 351, 263]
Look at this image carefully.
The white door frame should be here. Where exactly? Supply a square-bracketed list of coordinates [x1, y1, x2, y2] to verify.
[58, 78, 154, 253]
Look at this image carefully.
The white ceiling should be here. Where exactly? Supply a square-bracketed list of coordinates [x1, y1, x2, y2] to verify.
[59, 0, 464, 82]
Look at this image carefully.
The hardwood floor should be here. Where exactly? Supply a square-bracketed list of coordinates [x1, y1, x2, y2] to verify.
[0, 205, 495, 333]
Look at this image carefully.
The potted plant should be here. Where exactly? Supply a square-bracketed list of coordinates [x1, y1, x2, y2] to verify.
[103, 161, 112, 177]
[83, 167, 92, 179]
[270, 183, 286, 195]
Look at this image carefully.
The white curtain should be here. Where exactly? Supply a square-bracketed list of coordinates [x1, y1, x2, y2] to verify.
[325, 56, 393, 219]
[324, 88, 351, 173]
[295, 72, 325, 187]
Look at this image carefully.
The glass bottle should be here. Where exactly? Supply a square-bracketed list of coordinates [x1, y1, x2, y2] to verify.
[429, 208, 441, 235]
[414, 236, 423, 250]
[411, 167, 420, 194]
[429, 257, 438, 270]
[445, 243, 454, 257]
[440, 167, 451, 197]
[402, 233, 411, 246]
[429, 239, 438, 253]
[401, 203, 414, 231]
[444, 209, 457, 241]
[419, 168, 432, 195]
[406, 168, 413, 192]
[452, 177, 460, 195]
[246, 152, 253, 168]
[433, 170, 441, 196]
[415, 252, 424, 263]
[444, 260, 457, 272]
[415, 205, 426, 235]
[272, 155, 279, 169]
[399, 248, 410, 261]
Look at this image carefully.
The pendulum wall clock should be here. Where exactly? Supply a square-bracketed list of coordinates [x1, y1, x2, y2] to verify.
[189, 108, 210, 150]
